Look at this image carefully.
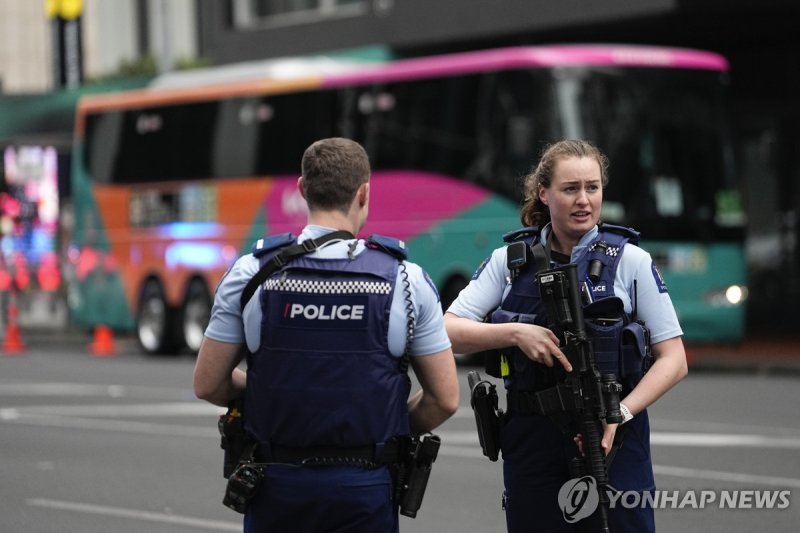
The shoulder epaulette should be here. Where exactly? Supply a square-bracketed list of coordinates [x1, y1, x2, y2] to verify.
[251, 233, 296, 257]
[366, 234, 408, 260]
[502, 226, 540, 243]
[598, 223, 640, 245]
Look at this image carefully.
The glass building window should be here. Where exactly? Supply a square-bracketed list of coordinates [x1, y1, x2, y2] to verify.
[232, 0, 368, 28]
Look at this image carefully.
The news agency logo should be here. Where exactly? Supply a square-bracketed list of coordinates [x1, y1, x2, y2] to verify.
[558, 476, 599, 523]
[557, 476, 792, 523]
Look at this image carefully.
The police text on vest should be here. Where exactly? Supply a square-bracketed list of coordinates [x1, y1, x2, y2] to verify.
[285, 303, 365, 320]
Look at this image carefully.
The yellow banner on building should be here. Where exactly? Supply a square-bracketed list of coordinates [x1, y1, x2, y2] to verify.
[45, 0, 83, 20]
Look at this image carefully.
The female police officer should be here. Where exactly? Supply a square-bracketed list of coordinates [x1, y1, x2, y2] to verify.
[445, 139, 687, 532]
[194, 137, 459, 532]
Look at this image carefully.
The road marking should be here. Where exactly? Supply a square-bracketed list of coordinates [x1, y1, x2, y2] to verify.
[4, 396, 800, 451]
[653, 465, 800, 489]
[26, 498, 240, 531]
[1, 402, 224, 418]
[653, 418, 800, 436]
[1, 413, 217, 437]
[435, 430, 800, 450]
[650, 432, 800, 449]
[0, 381, 199, 400]
[5, 406, 800, 451]
[0, 383, 128, 396]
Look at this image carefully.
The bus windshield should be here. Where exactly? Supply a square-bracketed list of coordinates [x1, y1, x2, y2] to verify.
[557, 67, 743, 241]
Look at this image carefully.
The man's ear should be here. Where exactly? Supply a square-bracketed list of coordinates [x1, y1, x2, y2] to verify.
[297, 176, 306, 199]
[358, 182, 369, 207]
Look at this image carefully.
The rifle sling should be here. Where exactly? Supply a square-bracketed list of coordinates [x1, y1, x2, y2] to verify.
[239, 230, 355, 312]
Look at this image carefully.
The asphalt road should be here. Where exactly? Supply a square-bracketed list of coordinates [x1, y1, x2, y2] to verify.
[1, 340, 799, 532]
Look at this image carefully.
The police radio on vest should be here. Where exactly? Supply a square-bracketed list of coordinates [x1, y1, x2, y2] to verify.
[286, 303, 365, 320]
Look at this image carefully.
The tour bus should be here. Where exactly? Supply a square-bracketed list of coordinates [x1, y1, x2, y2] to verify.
[70, 44, 746, 354]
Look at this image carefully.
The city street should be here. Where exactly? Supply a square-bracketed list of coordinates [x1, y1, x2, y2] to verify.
[1, 339, 799, 532]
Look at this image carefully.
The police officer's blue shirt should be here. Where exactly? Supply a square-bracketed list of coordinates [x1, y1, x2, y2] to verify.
[206, 225, 452, 356]
[447, 224, 683, 344]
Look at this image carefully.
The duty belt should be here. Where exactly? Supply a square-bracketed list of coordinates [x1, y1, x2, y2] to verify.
[254, 439, 405, 466]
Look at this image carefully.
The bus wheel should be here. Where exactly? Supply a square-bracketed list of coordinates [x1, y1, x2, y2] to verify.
[440, 274, 483, 366]
[137, 280, 179, 355]
[182, 280, 211, 354]
[440, 274, 469, 312]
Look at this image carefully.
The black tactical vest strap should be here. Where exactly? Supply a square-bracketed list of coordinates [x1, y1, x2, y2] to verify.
[239, 230, 355, 312]
[530, 231, 554, 273]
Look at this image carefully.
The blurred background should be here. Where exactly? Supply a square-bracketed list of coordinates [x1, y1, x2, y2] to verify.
[0, 0, 797, 355]
[1, 4, 799, 533]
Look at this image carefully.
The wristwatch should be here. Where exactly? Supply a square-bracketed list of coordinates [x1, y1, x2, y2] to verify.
[619, 403, 634, 425]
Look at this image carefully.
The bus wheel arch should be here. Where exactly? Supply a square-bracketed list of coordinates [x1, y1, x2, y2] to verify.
[439, 272, 484, 366]
[182, 277, 212, 354]
[137, 277, 181, 355]
[439, 273, 470, 312]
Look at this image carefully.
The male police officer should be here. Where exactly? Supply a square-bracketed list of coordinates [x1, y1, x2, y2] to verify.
[193, 137, 459, 532]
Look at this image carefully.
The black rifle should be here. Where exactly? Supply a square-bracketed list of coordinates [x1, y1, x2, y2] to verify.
[537, 263, 623, 533]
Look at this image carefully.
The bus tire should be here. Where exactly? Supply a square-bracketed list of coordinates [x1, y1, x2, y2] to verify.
[182, 279, 211, 355]
[137, 279, 180, 355]
[440, 274, 469, 313]
[440, 274, 483, 366]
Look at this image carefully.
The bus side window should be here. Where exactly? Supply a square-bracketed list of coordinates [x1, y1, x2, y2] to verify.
[480, 70, 555, 201]
[367, 75, 480, 180]
[254, 90, 338, 176]
[338, 87, 373, 148]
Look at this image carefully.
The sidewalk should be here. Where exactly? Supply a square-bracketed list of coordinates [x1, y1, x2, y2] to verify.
[686, 336, 800, 375]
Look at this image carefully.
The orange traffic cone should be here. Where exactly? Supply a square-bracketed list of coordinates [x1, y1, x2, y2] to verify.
[2, 294, 26, 355]
[89, 324, 116, 357]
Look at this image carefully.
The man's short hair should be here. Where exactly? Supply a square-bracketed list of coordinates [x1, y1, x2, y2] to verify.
[301, 138, 371, 213]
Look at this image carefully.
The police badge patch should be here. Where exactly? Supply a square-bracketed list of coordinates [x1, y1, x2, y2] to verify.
[651, 262, 668, 293]
[422, 270, 440, 301]
[472, 255, 491, 280]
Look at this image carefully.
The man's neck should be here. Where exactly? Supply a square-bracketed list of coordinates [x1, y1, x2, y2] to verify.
[307, 211, 360, 236]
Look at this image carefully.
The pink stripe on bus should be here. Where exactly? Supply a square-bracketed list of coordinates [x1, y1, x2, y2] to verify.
[264, 171, 489, 241]
[323, 45, 728, 88]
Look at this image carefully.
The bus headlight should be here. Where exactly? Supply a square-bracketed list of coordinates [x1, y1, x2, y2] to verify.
[706, 285, 748, 306]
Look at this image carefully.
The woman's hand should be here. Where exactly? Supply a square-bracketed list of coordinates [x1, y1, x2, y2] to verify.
[573, 421, 619, 457]
[513, 324, 573, 372]
[445, 314, 571, 372]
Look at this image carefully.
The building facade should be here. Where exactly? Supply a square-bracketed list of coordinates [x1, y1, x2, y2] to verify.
[0, 0, 199, 93]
